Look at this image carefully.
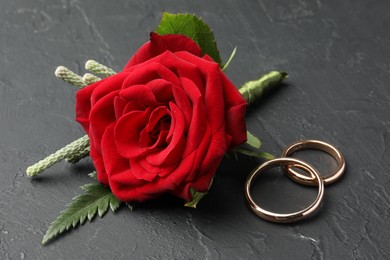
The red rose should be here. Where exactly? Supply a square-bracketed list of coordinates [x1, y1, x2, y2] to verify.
[75, 33, 247, 202]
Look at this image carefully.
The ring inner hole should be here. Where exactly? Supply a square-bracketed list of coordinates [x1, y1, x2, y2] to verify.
[288, 149, 338, 178]
[251, 166, 317, 214]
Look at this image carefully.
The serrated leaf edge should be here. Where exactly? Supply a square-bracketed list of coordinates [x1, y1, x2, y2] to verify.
[156, 12, 222, 65]
[42, 183, 121, 245]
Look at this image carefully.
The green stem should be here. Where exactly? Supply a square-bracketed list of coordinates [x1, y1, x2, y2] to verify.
[239, 71, 287, 105]
[222, 46, 237, 71]
[26, 135, 90, 177]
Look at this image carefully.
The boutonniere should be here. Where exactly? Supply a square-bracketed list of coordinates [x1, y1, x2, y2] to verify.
[27, 12, 286, 245]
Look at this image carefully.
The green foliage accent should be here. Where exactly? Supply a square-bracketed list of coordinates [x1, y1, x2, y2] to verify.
[26, 135, 90, 177]
[42, 183, 121, 245]
[232, 147, 275, 160]
[85, 60, 116, 77]
[258, 152, 275, 160]
[88, 171, 97, 179]
[239, 71, 288, 105]
[222, 46, 237, 71]
[246, 131, 261, 149]
[155, 12, 222, 65]
[54, 66, 86, 88]
[184, 187, 206, 208]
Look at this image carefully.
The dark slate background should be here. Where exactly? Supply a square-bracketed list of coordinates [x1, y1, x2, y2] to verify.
[1, 0, 389, 259]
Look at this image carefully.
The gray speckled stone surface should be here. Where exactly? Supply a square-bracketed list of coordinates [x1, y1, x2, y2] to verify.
[1, 0, 390, 259]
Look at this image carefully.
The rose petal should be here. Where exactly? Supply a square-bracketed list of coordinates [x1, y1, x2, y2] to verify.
[113, 96, 127, 120]
[123, 60, 181, 87]
[90, 138, 109, 185]
[172, 83, 192, 130]
[129, 156, 178, 181]
[202, 54, 216, 62]
[90, 72, 128, 106]
[177, 53, 230, 140]
[109, 175, 153, 202]
[173, 126, 225, 200]
[119, 84, 157, 107]
[220, 74, 247, 147]
[101, 124, 148, 201]
[89, 90, 120, 152]
[75, 78, 107, 133]
[139, 106, 171, 147]
[224, 104, 247, 147]
[115, 108, 152, 158]
[177, 51, 247, 147]
[129, 158, 157, 181]
[145, 106, 171, 133]
[179, 78, 207, 157]
[159, 51, 204, 91]
[171, 125, 212, 200]
[124, 33, 202, 69]
[201, 65, 225, 134]
[146, 102, 186, 166]
[101, 124, 131, 176]
[147, 79, 173, 103]
[122, 101, 145, 114]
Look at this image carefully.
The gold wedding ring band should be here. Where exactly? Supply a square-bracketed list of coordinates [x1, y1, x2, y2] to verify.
[245, 158, 324, 223]
[245, 140, 345, 223]
[281, 140, 345, 186]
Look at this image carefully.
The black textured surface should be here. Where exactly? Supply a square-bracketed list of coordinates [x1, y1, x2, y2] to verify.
[1, 0, 390, 259]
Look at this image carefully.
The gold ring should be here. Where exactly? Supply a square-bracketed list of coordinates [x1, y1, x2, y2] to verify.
[245, 158, 324, 223]
[281, 140, 345, 186]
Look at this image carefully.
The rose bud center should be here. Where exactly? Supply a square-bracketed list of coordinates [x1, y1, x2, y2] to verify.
[139, 106, 172, 148]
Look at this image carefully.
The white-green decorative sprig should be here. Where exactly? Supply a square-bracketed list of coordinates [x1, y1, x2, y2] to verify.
[55, 66, 87, 88]
[26, 135, 90, 177]
[27, 60, 116, 177]
[82, 73, 101, 85]
[85, 60, 116, 77]
[26, 60, 121, 245]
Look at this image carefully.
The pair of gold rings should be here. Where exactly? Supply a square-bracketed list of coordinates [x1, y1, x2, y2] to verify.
[245, 140, 345, 223]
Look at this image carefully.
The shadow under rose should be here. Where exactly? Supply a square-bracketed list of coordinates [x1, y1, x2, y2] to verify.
[133, 154, 261, 219]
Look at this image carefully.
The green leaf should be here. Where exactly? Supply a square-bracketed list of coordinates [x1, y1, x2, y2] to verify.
[222, 46, 237, 71]
[156, 12, 222, 65]
[184, 187, 206, 208]
[42, 183, 121, 245]
[232, 147, 275, 160]
[246, 131, 261, 149]
[88, 171, 97, 179]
